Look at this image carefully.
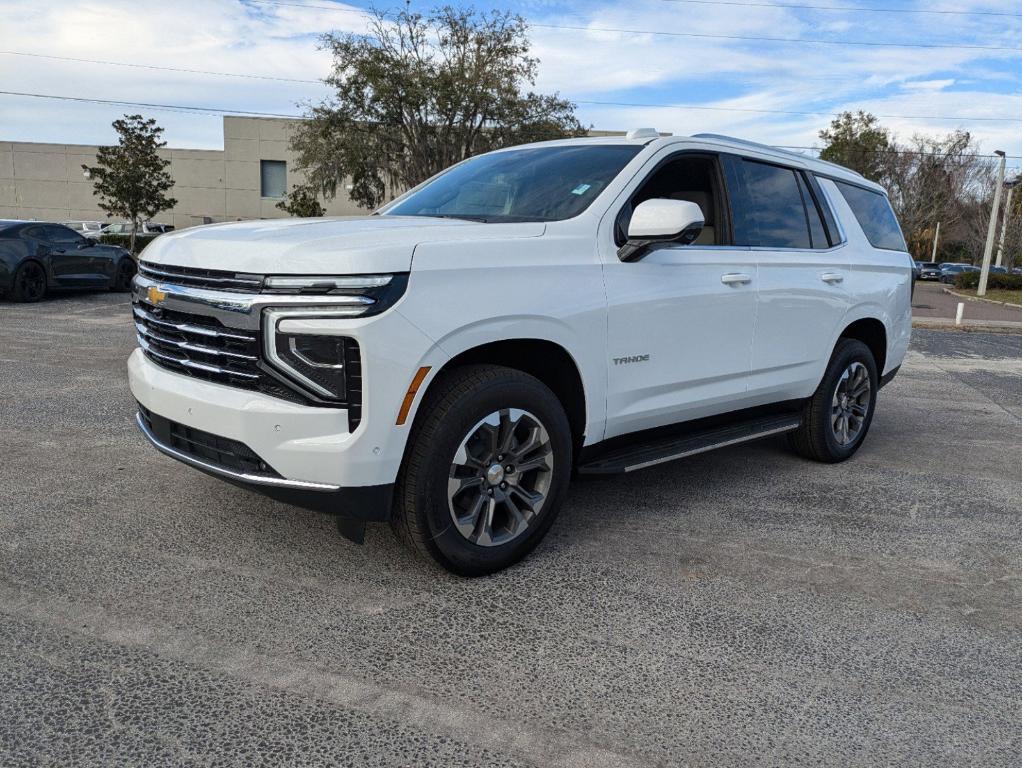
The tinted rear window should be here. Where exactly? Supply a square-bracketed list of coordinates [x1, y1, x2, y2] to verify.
[726, 159, 811, 249]
[834, 181, 907, 252]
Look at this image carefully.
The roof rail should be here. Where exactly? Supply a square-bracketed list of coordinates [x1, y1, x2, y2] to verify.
[691, 133, 865, 178]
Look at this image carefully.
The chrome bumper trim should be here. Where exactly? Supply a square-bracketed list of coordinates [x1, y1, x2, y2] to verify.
[135, 412, 341, 492]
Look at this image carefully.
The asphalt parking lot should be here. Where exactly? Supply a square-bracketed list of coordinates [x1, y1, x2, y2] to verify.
[1, 292, 1020, 767]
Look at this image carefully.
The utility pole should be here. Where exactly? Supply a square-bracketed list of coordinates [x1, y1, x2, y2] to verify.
[978, 151, 1006, 298]
[931, 221, 941, 263]
[995, 180, 1015, 268]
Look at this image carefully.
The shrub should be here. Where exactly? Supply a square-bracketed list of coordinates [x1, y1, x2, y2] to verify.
[954, 271, 1022, 290]
[98, 233, 159, 254]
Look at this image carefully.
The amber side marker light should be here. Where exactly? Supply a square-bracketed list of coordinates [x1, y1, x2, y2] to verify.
[396, 366, 431, 425]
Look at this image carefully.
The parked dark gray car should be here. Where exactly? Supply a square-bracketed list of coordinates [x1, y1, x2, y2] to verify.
[0, 221, 136, 302]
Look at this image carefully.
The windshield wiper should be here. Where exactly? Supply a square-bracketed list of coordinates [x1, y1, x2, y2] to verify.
[423, 214, 492, 222]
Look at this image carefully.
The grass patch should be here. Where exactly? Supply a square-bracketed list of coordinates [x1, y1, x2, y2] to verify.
[956, 289, 1022, 307]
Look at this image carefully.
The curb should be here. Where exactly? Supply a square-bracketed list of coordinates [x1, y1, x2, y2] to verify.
[941, 286, 1022, 312]
[912, 317, 1022, 335]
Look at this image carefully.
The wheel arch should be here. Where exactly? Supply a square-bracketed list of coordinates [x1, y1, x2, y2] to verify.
[416, 338, 589, 456]
[838, 316, 887, 375]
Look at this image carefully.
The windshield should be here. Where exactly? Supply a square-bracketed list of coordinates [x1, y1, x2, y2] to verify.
[384, 145, 643, 223]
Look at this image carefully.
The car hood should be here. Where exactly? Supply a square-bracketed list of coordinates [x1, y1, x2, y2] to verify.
[138, 216, 546, 274]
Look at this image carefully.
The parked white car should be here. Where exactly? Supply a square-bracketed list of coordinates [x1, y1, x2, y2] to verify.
[62, 220, 107, 235]
[89, 221, 174, 239]
[128, 130, 912, 575]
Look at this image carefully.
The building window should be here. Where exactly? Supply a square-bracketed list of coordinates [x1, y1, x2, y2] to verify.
[260, 160, 286, 198]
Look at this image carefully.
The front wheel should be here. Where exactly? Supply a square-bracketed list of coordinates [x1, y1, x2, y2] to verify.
[788, 338, 878, 463]
[392, 365, 572, 576]
[11, 261, 47, 302]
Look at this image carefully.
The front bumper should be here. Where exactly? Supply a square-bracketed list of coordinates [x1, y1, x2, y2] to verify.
[128, 349, 402, 519]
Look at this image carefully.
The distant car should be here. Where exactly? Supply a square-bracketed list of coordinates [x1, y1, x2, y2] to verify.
[917, 261, 942, 281]
[1012, 267, 1022, 276]
[989, 266, 1008, 275]
[63, 220, 107, 235]
[939, 264, 978, 284]
[0, 221, 136, 302]
[94, 221, 175, 238]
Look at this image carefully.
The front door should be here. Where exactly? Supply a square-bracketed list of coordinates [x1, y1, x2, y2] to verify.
[601, 151, 758, 439]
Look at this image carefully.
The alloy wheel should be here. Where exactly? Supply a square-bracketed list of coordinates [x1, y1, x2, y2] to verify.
[447, 408, 554, 547]
[17, 262, 46, 301]
[831, 362, 871, 446]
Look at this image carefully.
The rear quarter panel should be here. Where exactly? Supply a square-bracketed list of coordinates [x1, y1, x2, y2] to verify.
[820, 178, 913, 376]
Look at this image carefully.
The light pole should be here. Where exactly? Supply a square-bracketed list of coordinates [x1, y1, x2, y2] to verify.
[995, 179, 1016, 268]
[978, 151, 1007, 298]
[931, 221, 940, 263]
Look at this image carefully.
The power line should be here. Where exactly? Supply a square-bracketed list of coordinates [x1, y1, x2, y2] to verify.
[0, 51, 324, 84]
[5, 89, 1022, 126]
[0, 90, 302, 118]
[243, 0, 1022, 53]
[0, 48, 929, 89]
[661, 0, 1022, 19]
[574, 99, 1022, 123]
[4, 90, 1021, 165]
[527, 22, 1022, 53]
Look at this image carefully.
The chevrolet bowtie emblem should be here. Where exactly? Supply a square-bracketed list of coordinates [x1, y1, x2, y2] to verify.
[147, 286, 168, 305]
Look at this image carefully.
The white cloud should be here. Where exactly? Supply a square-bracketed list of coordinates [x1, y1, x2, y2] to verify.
[1, 0, 1021, 163]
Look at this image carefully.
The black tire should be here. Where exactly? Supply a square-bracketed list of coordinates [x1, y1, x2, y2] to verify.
[10, 260, 47, 302]
[788, 338, 878, 463]
[392, 364, 572, 576]
[111, 258, 137, 292]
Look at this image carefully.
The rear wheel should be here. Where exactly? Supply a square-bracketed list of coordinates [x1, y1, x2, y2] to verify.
[112, 258, 136, 292]
[11, 261, 46, 302]
[392, 365, 572, 576]
[788, 338, 878, 463]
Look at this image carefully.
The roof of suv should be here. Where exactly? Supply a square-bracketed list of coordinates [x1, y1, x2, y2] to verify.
[508, 130, 882, 193]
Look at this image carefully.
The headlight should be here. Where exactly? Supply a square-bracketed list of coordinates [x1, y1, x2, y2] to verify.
[259, 274, 406, 403]
[262, 273, 406, 316]
[263, 308, 358, 401]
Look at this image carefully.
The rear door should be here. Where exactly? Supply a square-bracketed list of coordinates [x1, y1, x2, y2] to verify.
[721, 156, 850, 401]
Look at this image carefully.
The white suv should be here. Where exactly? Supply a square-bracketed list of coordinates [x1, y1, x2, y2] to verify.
[128, 130, 912, 575]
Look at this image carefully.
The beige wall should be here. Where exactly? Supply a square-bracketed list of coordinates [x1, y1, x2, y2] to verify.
[1, 117, 632, 227]
[0, 116, 369, 227]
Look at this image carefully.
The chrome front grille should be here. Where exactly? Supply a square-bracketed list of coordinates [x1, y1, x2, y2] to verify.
[138, 261, 263, 292]
[132, 301, 271, 391]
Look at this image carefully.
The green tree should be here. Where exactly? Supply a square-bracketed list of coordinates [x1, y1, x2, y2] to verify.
[276, 184, 326, 217]
[818, 111, 892, 182]
[289, 5, 587, 210]
[82, 115, 177, 253]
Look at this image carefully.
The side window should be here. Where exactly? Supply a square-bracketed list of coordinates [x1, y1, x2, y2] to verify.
[833, 181, 907, 252]
[616, 153, 728, 247]
[47, 225, 84, 244]
[725, 158, 811, 249]
[796, 172, 828, 249]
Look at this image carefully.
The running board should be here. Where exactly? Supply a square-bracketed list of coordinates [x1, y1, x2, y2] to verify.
[577, 414, 802, 475]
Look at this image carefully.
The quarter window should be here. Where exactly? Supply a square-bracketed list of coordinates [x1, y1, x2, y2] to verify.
[726, 158, 811, 249]
[833, 181, 907, 252]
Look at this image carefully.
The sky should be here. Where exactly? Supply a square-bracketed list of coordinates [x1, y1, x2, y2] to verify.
[2, 0, 1022, 173]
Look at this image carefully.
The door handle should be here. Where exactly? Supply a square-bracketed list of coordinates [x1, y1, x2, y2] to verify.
[821, 272, 844, 284]
[721, 273, 752, 285]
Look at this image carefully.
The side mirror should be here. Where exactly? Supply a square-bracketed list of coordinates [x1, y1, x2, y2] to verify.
[618, 199, 705, 262]
[77, 240, 94, 249]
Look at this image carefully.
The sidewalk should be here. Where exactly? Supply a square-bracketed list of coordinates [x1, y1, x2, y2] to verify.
[911, 281, 1022, 333]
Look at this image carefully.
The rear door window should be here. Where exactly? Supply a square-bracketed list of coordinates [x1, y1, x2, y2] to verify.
[833, 181, 907, 252]
[724, 158, 812, 249]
